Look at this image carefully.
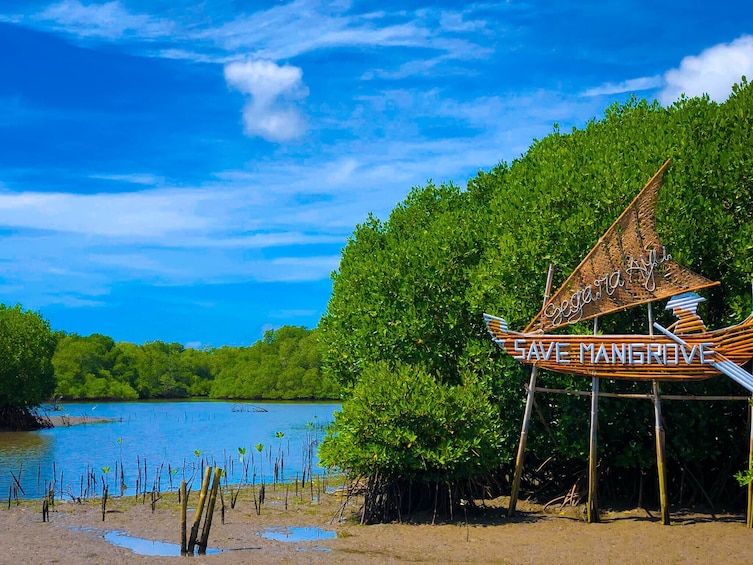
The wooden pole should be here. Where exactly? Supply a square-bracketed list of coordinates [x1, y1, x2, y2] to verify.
[198, 467, 223, 555]
[647, 302, 670, 525]
[588, 317, 600, 523]
[508, 264, 555, 517]
[187, 466, 212, 554]
[180, 481, 188, 554]
[652, 380, 670, 525]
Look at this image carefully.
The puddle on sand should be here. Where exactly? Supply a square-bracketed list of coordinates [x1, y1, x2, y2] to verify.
[259, 526, 336, 546]
[105, 531, 226, 557]
[74, 527, 224, 557]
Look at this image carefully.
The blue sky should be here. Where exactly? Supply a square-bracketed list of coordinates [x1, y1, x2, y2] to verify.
[1, 1, 752, 347]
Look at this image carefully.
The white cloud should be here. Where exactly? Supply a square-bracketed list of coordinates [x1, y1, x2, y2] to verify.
[224, 60, 309, 142]
[582, 76, 663, 97]
[659, 35, 753, 105]
[37, 0, 173, 39]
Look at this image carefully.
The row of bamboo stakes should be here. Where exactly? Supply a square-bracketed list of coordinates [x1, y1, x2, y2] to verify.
[508, 265, 753, 526]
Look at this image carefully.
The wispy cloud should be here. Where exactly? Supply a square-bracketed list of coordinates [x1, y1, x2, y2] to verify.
[89, 173, 167, 186]
[224, 60, 309, 142]
[582, 76, 664, 97]
[659, 34, 753, 105]
[36, 0, 173, 39]
[26, 0, 495, 74]
[0, 189, 211, 237]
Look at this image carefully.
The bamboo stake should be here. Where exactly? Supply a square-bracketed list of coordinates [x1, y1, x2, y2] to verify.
[198, 467, 222, 555]
[187, 466, 212, 554]
[508, 263, 554, 517]
[588, 317, 600, 523]
[180, 481, 188, 555]
[653, 381, 670, 525]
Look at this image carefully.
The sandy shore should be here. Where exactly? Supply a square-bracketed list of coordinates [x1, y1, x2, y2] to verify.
[3, 482, 753, 564]
[46, 414, 119, 427]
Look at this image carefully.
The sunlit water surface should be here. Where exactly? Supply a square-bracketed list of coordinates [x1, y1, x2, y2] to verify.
[0, 400, 338, 499]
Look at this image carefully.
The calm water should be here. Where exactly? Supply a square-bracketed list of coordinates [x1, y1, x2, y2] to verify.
[0, 400, 339, 499]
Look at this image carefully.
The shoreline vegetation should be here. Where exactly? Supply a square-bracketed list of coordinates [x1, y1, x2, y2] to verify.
[51, 325, 339, 402]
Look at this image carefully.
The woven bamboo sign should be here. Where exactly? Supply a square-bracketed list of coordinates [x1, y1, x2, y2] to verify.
[525, 160, 717, 334]
[484, 160, 753, 388]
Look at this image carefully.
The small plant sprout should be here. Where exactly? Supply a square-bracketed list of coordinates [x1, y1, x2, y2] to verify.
[101, 466, 111, 490]
[194, 449, 202, 458]
[255, 443, 264, 453]
[275, 431, 284, 439]
[238, 446, 247, 462]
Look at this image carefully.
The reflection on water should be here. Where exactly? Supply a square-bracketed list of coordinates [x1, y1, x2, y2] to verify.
[0, 431, 52, 460]
[0, 401, 338, 499]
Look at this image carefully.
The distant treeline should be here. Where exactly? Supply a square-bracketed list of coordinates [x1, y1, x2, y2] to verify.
[52, 325, 340, 401]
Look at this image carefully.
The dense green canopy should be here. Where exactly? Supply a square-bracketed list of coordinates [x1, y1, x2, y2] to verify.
[320, 80, 753, 519]
[52, 326, 337, 401]
[0, 305, 57, 429]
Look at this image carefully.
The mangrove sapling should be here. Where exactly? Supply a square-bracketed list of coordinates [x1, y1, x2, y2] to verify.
[171, 468, 179, 500]
[100, 467, 111, 521]
[255, 443, 264, 481]
[101, 485, 108, 521]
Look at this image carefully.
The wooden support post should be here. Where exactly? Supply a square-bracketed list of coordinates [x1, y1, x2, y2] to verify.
[180, 481, 188, 554]
[508, 366, 539, 517]
[652, 381, 670, 525]
[508, 264, 554, 517]
[588, 317, 600, 523]
[588, 376, 600, 523]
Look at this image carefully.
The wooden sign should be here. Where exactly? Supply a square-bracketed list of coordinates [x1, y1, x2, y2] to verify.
[484, 161, 753, 390]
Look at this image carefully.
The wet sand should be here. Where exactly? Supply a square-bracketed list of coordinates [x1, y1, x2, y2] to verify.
[3, 484, 753, 564]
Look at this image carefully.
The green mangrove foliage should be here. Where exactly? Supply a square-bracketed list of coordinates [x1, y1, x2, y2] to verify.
[320, 80, 753, 518]
[209, 326, 340, 400]
[0, 304, 57, 429]
[52, 325, 337, 400]
[319, 362, 507, 522]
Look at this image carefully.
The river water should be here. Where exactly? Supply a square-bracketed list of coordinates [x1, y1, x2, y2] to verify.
[0, 400, 339, 499]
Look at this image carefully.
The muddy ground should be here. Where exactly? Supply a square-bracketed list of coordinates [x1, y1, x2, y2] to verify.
[3, 480, 753, 564]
